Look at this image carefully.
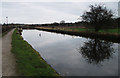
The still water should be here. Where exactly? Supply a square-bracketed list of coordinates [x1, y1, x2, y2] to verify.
[22, 29, 118, 76]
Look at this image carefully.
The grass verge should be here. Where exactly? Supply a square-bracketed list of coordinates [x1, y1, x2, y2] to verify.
[11, 29, 59, 76]
[36, 27, 120, 34]
[69, 28, 120, 34]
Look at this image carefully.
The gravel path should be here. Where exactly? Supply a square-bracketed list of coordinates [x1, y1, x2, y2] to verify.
[2, 29, 18, 76]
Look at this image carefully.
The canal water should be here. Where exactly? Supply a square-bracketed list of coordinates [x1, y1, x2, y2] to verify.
[22, 29, 118, 76]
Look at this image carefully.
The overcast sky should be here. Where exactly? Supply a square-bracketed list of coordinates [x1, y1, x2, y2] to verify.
[1, 1, 118, 24]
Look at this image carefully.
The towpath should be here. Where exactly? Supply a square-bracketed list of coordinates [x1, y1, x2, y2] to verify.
[2, 29, 18, 76]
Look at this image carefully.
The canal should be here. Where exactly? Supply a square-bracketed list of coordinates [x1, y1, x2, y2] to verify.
[22, 29, 118, 76]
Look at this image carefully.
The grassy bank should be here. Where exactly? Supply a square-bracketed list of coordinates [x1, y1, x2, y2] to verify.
[69, 28, 120, 34]
[36, 27, 120, 34]
[11, 29, 59, 76]
[36, 27, 120, 43]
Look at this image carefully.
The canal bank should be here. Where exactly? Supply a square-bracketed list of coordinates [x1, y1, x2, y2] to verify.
[11, 29, 59, 76]
[35, 27, 120, 43]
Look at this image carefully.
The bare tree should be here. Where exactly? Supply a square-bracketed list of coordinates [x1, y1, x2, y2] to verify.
[81, 4, 113, 32]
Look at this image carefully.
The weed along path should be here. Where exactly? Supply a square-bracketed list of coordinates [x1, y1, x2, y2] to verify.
[2, 29, 18, 76]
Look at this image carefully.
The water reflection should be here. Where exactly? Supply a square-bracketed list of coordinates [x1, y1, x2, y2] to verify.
[79, 38, 115, 64]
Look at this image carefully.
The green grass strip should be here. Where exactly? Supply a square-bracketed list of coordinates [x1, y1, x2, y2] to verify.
[11, 29, 59, 76]
[69, 28, 120, 34]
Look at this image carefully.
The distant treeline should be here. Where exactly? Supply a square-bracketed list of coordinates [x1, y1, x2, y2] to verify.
[2, 25, 14, 33]
[29, 17, 119, 29]
[1, 17, 119, 29]
[38, 18, 119, 29]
